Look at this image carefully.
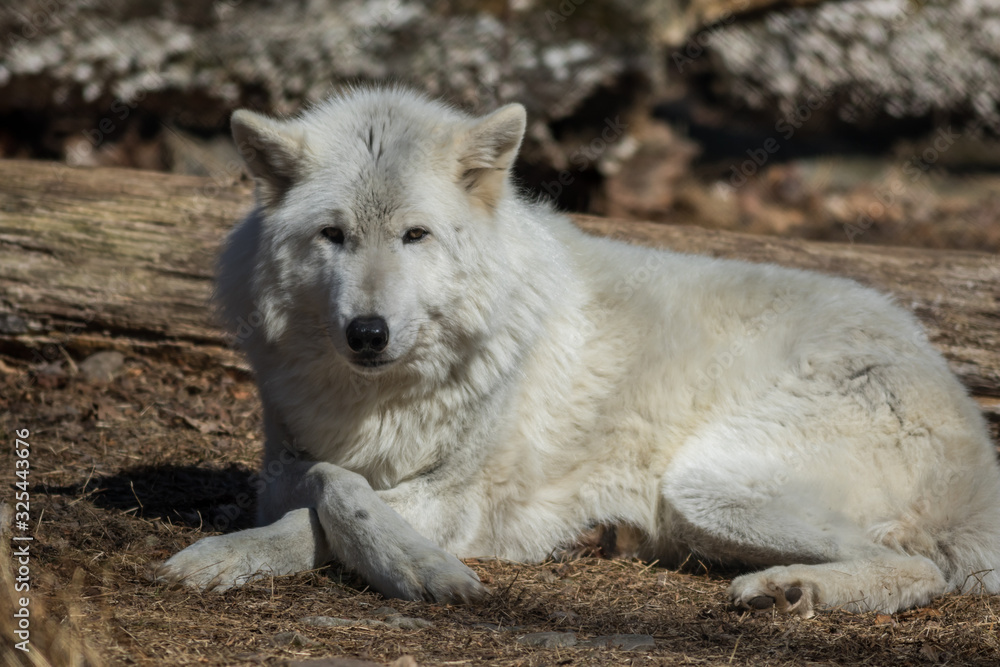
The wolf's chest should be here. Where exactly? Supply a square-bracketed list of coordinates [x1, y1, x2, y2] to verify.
[287, 392, 455, 489]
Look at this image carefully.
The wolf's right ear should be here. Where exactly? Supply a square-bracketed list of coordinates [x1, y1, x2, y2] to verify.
[231, 110, 305, 208]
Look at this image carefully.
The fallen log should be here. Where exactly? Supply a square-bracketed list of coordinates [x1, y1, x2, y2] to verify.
[1, 159, 998, 413]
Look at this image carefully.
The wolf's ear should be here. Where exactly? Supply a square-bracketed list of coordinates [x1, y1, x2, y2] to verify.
[231, 110, 305, 208]
[457, 103, 526, 209]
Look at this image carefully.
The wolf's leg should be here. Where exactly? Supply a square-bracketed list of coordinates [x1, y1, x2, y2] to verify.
[159, 398, 486, 601]
[156, 507, 329, 591]
[158, 458, 485, 603]
[662, 410, 948, 617]
[665, 467, 948, 616]
[295, 460, 486, 603]
[728, 555, 947, 617]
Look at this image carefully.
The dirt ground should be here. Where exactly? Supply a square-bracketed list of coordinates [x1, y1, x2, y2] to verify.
[2, 352, 1000, 667]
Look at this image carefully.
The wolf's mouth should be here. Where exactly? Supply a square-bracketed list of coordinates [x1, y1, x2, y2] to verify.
[351, 355, 395, 370]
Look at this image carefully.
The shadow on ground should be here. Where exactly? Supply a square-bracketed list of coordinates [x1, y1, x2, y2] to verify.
[43, 463, 257, 531]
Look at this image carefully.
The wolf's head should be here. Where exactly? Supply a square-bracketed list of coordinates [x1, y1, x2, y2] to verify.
[219, 88, 528, 381]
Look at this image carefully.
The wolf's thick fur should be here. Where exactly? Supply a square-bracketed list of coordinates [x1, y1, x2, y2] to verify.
[158, 88, 1000, 616]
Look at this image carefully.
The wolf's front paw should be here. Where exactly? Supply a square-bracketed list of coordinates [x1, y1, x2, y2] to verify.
[729, 568, 817, 618]
[370, 541, 487, 604]
[410, 547, 487, 604]
[156, 531, 296, 592]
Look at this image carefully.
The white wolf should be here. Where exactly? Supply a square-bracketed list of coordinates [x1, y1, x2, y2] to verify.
[158, 87, 1000, 617]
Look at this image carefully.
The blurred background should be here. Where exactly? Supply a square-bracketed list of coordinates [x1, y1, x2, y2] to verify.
[1, 0, 998, 251]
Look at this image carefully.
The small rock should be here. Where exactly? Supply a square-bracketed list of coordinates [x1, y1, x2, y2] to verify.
[272, 631, 319, 647]
[300, 614, 430, 630]
[300, 616, 374, 628]
[36, 361, 67, 378]
[516, 631, 578, 648]
[282, 657, 417, 667]
[580, 634, 655, 651]
[78, 351, 125, 382]
[383, 615, 432, 630]
[472, 623, 503, 632]
[0, 313, 28, 334]
[472, 623, 525, 633]
[283, 659, 380, 667]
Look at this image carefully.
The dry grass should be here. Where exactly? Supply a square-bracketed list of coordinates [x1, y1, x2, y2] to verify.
[2, 352, 999, 666]
[0, 537, 101, 667]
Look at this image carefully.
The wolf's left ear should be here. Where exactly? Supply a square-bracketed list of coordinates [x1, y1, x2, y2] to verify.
[231, 110, 306, 208]
[457, 103, 526, 209]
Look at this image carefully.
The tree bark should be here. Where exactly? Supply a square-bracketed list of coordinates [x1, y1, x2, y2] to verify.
[1, 159, 998, 413]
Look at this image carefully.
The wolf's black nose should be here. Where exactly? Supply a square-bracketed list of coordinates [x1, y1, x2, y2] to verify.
[346, 316, 389, 353]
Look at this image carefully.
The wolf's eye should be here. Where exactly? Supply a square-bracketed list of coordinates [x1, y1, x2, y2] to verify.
[321, 227, 345, 245]
[403, 227, 429, 243]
